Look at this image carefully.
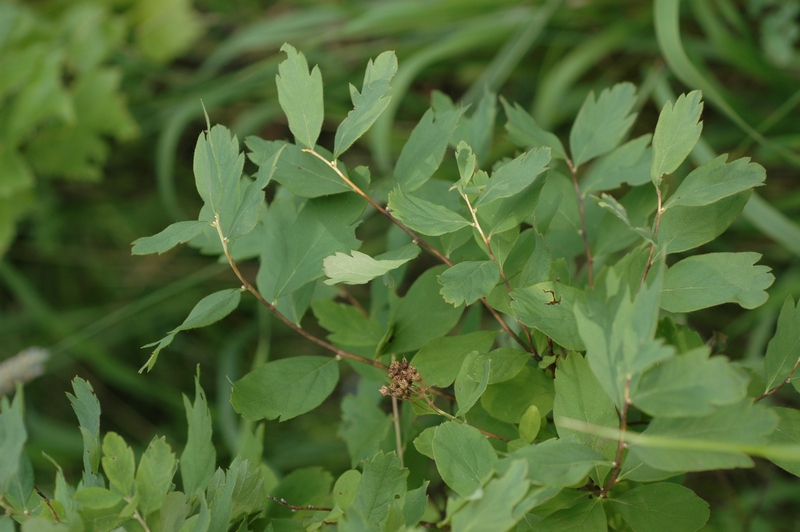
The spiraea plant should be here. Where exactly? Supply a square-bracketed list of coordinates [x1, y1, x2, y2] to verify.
[4, 43, 800, 531]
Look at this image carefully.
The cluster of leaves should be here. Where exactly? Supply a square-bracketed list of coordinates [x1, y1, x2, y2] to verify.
[6, 41, 800, 530]
[0, 0, 202, 256]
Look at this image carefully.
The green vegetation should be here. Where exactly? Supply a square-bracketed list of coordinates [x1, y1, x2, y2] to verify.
[3, 1, 800, 530]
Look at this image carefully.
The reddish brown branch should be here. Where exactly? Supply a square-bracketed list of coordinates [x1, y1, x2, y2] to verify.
[601, 377, 631, 497]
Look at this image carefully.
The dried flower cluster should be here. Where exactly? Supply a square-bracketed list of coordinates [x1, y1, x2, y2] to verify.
[379, 358, 422, 400]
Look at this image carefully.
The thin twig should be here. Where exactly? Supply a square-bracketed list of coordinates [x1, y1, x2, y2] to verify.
[601, 376, 631, 497]
[420, 392, 510, 442]
[34, 486, 60, 523]
[756, 356, 800, 402]
[567, 159, 593, 287]
[640, 186, 663, 287]
[339, 286, 369, 318]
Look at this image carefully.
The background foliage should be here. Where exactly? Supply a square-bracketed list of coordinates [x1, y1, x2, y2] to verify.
[3, 0, 800, 530]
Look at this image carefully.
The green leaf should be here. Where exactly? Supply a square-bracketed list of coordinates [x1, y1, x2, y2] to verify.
[631, 347, 748, 418]
[352, 451, 407, 527]
[581, 135, 652, 195]
[569, 82, 637, 168]
[475, 147, 550, 207]
[67, 378, 102, 486]
[455, 355, 490, 417]
[403, 481, 429, 527]
[661, 252, 774, 312]
[141, 288, 242, 372]
[193, 125, 245, 220]
[0, 390, 26, 495]
[537, 499, 606, 532]
[323, 245, 419, 286]
[439, 260, 500, 307]
[338, 393, 392, 467]
[384, 266, 464, 354]
[227, 145, 284, 241]
[764, 296, 800, 393]
[250, 141, 351, 198]
[334, 51, 397, 158]
[311, 300, 384, 347]
[476, 176, 547, 236]
[411, 331, 497, 387]
[657, 191, 750, 255]
[74, 487, 123, 509]
[387, 188, 471, 236]
[432, 422, 497, 498]
[768, 407, 800, 477]
[468, 347, 530, 385]
[395, 108, 462, 192]
[135, 436, 176, 516]
[101, 432, 135, 496]
[231, 356, 340, 421]
[502, 436, 609, 487]
[610, 483, 710, 532]
[481, 366, 554, 424]
[451, 460, 530, 532]
[511, 282, 586, 351]
[663, 155, 765, 209]
[181, 374, 215, 499]
[593, 193, 654, 244]
[501, 97, 566, 160]
[333, 470, 362, 511]
[519, 406, 541, 443]
[456, 141, 478, 190]
[267, 467, 333, 518]
[276, 43, 323, 149]
[650, 90, 703, 183]
[628, 400, 779, 471]
[131, 221, 209, 255]
[413, 427, 437, 460]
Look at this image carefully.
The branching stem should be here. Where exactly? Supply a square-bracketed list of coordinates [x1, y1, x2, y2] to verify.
[641, 185, 664, 287]
[756, 356, 800, 402]
[567, 159, 593, 287]
[601, 376, 631, 497]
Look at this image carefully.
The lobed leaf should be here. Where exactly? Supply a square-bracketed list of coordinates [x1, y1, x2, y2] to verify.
[181, 374, 216, 499]
[352, 452, 408, 528]
[388, 188, 472, 236]
[663, 155, 765, 209]
[275, 43, 323, 149]
[323, 245, 419, 286]
[135, 437, 176, 516]
[101, 433, 135, 497]
[411, 331, 498, 387]
[395, 107, 462, 192]
[0, 390, 26, 495]
[581, 134, 652, 195]
[438, 260, 501, 307]
[768, 407, 800, 477]
[67, 378, 103, 486]
[650, 90, 703, 184]
[501, 97, 566, 160]
[609, 483, 710, 532]
[193, 125, 245, 219]
[763, 296, 800, 393]
[311, 300, 384, 347]
[475, 147, 550, 207]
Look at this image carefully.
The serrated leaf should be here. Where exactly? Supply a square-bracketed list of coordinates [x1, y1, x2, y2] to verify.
[395, 108, 462, 192]
[227, 145, 284, 241]
[411, 331, 497, 387]
[631, 347, 748, 418]
[764, 296, 800, 393]
[383, 266, 464, 354]
[769, 407, 800, 477]
[610, 483, 710, 532]
[101, 432, 135, 496]
[501, 97, 566, 160]
[481, 367, 554, 424]
[352, 451, 407, 527]
[67, 378, 102, 486]
[311, 300, 384, 347]
[570, 82, 637, 168]
[140, 288, 242, 372]
[661, 252, 774, 313]
[438, 260, 500, 307]
[663, 155, 765, 209]
[628, 400, 779, 471]
[511, 282, 586, 351]
[248, 141, 351, 198]
[657, 191, 750, 255]
[339, 393, 392, 467]
[334, 51, 397, 158]
[502, 436, 609, 487]
[475, 147, 550, 207]
[181, 375, 215, 499]
[276, 43, 323, 149]
[456, 141, 478, 189]
[581, 134, 653, 195]
[651, 90, 703, 183]
[131, 221, 209, 255]
[451, 460, 530, 532]
[193, 125, 245, 222]
[0, 390, 26, 495]
[432, 422, 497, 498]
[135, 437, 176, 516]
[455, 354, 490, 417]
[231, 356, 340, 421]
[323, 245, 419, 285]
[388, 188, 471, 236]
[476, 175, 547, 236]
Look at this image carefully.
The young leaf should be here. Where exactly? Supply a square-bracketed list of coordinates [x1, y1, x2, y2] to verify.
[511, 282, 586, 351]
[502, 436, 610, 487]
[193, 125, 245, 220]
[311, 300, 384, 347]
[334, 51, 398, 158]
[763, 296, 800, 393]
[387, 188, 472, 236]
[0, 389, 26, 495]
[451, 460, 530, 532]
[631, 347, 748, 418]
[135, 436, 177, 516]
[519, 406, 541, 443]
[432, 422, 497, 498]
[661, 252, 774, 313]
[481, 367, 554, 424]
[455, 355, 490, 417]
[395, 107, 462, 192]
[67, 378, 103, 486]
[569, 82, 637, 168]
[323, 245, 419, 286]
[501, 97, 567, 160]
[456, 141, 478, 190]
[581, 134, 652, 195]
[181, 374, 215, 499]
[101, 433, 135, 496]
[438, 260, 501, 307]
[663, 155, 765, 209]
[275, 43, 323, 149]
[628, 400, 779, 472]
[475, 147, 550, 207]
[411, 331, 498, 387]
[609, 483, 710, 532]
[338, 391, 392, 467]
[651, 90, 703, 183]
[352, 451, 408, 528]
[231, 356, 340, 421]
[140, 288, 242, 372]
[131, 220, 209, 255]
[383, 266, 464, 354]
